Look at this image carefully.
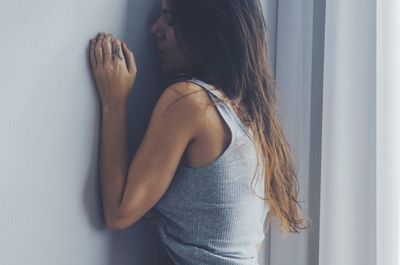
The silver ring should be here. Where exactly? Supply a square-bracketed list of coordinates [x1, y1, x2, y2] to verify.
[112, 46, 123, 60]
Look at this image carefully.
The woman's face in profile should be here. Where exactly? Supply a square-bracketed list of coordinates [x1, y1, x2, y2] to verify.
[150, 0, 192, 74]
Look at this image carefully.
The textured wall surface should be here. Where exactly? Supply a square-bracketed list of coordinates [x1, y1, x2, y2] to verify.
[0, 0, 170, 264]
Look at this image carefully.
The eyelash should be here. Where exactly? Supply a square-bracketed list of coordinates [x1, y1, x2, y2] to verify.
[161, 12, 175, 26]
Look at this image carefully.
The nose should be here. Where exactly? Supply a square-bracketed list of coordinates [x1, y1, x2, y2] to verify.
[150, 18, 164, 40]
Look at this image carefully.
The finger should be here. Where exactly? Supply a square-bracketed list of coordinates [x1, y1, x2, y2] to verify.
[122, 42, 136, 73]
[95, 33, 105, 65]
[102, 33, 113, 65]
[111, 38, 125, 64]
[89, 39, 97, 69]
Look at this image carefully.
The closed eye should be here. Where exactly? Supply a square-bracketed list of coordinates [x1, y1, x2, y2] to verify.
[162, 10, 176, 26]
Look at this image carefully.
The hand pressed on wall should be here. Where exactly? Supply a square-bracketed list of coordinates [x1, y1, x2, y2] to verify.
[89, 32, 137, 108]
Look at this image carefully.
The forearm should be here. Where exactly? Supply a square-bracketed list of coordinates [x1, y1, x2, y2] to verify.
[99, 103, 129, 225]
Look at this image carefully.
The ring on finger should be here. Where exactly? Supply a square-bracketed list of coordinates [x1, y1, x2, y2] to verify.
[112, 46, 124, 60]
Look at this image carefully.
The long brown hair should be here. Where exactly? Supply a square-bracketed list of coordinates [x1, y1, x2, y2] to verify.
[167, 0, 311, 235]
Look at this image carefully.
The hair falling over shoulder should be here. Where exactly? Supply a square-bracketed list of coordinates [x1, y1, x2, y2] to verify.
[168, 0, 312, 235]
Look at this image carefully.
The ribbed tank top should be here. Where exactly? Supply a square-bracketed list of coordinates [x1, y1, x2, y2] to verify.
[152, 77, 269, 265]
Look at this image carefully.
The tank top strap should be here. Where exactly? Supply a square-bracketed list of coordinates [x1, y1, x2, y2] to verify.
[186, 78, 225, 101]
[187, 77, 255, 142]
[186, 77, 239, 141]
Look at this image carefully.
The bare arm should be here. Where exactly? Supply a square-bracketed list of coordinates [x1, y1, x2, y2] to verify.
[98, 82, 202, 231]
[98, 102, 129, 228]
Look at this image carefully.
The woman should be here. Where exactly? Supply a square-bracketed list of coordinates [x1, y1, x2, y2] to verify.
[88, 0, 311, 264]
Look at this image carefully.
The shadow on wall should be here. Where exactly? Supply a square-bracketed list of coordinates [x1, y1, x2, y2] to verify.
[83, 0, 174, 264]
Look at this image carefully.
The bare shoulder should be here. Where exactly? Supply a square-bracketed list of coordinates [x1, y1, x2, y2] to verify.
[147, 81, 215, 145]
[162, 81, 212, 106]
[157, 81, 214, 119]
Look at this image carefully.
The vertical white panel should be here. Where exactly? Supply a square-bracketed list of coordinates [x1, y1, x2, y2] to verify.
[320, 0, 376, 265]
[377, 0, 400, 264]
[0, 0, 171, 264]
[270, 0, 315, 265]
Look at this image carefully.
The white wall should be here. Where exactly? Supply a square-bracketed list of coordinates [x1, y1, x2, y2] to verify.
[0, 0, 171, 264]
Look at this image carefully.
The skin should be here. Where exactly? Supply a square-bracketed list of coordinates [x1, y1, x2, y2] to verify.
[89, 33, 136, 108]
[150, 0, 193, 75]
[88, 0, 261, 254]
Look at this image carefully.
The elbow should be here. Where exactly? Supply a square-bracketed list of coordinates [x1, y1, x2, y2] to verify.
[104, 211, 138, 232]
[104, 210, 125, 232]
[105, 217, 129, 232]
[105, 220, 122, 232]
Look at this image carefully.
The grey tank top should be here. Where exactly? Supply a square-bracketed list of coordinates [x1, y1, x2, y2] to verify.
[152, 77, 269, 265]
